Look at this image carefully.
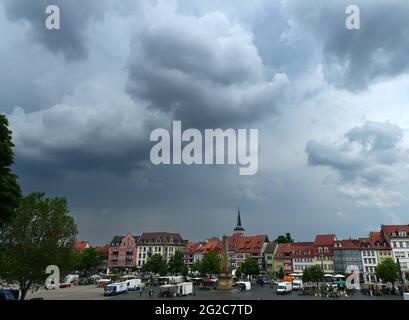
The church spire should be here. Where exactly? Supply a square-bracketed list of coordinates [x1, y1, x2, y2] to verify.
[234, 207, 245, 233]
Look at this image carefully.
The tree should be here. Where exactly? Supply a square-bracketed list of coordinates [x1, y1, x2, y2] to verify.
[142, 254, 168, 276]
[376, 258, 399, 285]
[0, 114, 22, 226]
[275, 233, 294, 244]
[0, 192, 78, 299]
[198, 249, 220, 276]
[168, 250, 188, 276]
[76, 248, 105, 276]
[191, 261, 201, 273]
[239, 257, 260, 277]
[236, 267, 243, 279]
[277, 266, 285, 279]
[303, 265, 323, 287]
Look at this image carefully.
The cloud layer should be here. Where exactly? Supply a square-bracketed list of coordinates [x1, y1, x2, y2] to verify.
[2, 0, 409, 244]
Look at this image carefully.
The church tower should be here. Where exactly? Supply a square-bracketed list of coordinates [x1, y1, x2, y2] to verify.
[233, 207, 245, 234]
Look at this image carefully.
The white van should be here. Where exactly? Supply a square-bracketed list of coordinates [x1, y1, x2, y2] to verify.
[104, 282, 128, 296]
[292, 280, 303, 291]
[124, 278, 145, 291]
[276, 282, 292, 294]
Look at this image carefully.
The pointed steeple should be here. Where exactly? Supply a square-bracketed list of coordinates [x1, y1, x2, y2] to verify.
[234, 207, 245, 233]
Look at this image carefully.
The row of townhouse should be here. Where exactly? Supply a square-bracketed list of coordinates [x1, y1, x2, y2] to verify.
[107, 232, 187, 269]
[264, 225, 409, 282]
[271, 235, 337, 275]
[185, 210, 270, 272]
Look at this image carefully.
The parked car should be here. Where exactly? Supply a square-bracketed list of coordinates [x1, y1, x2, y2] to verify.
[0, 290, 18, 300]
[256, 277, 269, 285]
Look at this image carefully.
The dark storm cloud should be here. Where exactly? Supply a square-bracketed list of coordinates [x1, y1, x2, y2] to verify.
[8, 76, 168, 178]
[306, 121, 408, 207]
[3, 0, 108, 61]
[283, 0, 409, 90]
[126, 10, 291, 128]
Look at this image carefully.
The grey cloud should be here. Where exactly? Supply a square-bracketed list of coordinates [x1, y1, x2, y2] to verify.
[126, 10, 291, 128]
[306, 121, 409, 207]
[282, 0, 409, 90]
[3, 0, 108, 61]
[8, 75, 168, 177]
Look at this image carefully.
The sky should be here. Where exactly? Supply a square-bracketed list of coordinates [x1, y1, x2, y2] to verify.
[2, 0, 409, 245]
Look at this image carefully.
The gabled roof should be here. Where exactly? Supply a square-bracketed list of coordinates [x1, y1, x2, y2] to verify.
[381, 225, 409, 235]
[227, 233, 268, 254]
[265, 242, 277, 253]
[292, 242, 315, 257]
[185, 241, 201, 254]
[110, 235, 125, 246]
[334, 239, 360, 249]
[94, 244, 110, 255]
[274, 243, 294, 258]
[139, 232, 184, 243]
[314, 234, 336, 246]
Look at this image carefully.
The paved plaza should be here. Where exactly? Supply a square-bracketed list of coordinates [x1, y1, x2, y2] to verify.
[25, 284, 403, 301]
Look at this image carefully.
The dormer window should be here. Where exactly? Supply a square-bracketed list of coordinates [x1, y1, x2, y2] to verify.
[398, 231, 407, 237]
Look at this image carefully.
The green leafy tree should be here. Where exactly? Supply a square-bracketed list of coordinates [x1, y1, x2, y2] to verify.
[198, 249, 220, 276]
[76, 248, 105, 275]
[236, 267, 243, 279]
[239, 257, 260, 277]
[275, 233, 294, 244]
[142, 254, 168, 276]
[0, 192, 78, 299]
[0, 115, 22, 226]
[168, 250, 188, 276]
[376, 258, 399, 285]
[277, 266, 285, 279]
[192, 261, 201, 273]
[304, 265, 323, 287]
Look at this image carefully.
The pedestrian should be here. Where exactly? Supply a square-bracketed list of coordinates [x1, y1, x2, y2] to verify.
[149, 289, 153, 298]
[139, 287, 143, 297]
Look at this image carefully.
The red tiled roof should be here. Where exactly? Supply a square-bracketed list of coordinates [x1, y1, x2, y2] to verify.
[314, 234, 336, 246]
[292, 242, 315, 257]
[334, 239, 360, 249]
[381, 225, 409, 234]
[198, 239, 222, 253]
[227, 234, 268, 254]
[274, 243, 294, 258]
[73, 241, 89, 251]
[185, 242, 201, 254]
[94, 244, 110, 255]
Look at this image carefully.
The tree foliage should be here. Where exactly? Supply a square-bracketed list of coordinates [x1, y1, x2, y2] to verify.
[238, 257, 260, 277]
[168, 250, 188, 276]
[303, 265, 323, 285]
[0, 114, 22, 226]
[197, 249, 220, 276]
[275, 233, 294, 244]
[376, 258, 399, 284]
[142, 254, 168, 276]
[277, 266, 285, 279]
[75, 248, 105, 276]
[0, 192, 78, 299]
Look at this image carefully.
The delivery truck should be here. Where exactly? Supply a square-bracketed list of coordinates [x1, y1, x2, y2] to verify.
[104, 282, 128, 296]
[276, 282, 292, 295]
